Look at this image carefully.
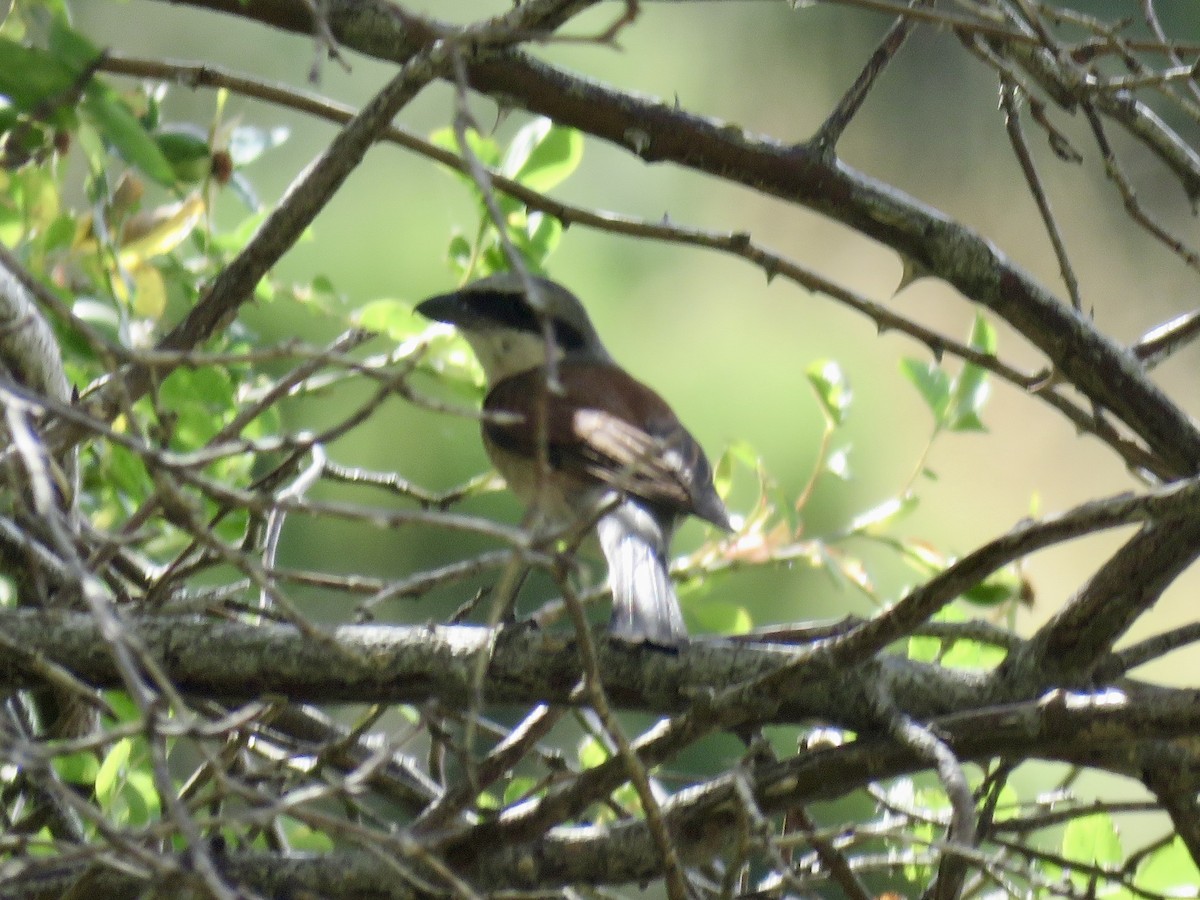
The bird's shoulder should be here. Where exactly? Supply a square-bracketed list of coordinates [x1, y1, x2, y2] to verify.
[483, 362, 729, 528]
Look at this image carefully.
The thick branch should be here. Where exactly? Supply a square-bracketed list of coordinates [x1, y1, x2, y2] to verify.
[7, 687, 1200, 896]
[1007, 515, 1200, 683]
[0, 610, 984, 725]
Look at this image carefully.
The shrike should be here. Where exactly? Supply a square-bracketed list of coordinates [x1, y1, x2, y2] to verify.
[417, 273, 730, 647]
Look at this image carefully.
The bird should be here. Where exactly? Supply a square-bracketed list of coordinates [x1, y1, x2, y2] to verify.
[415, 272, 731, 647]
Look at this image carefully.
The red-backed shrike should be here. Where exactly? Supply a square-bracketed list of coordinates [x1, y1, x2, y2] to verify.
[416, 273, 730, 647]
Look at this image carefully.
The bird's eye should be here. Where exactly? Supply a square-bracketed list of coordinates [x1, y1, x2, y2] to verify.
[551, 320, 585, 351]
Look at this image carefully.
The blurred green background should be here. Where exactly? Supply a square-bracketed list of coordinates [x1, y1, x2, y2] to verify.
[68, 0, 1200, 679]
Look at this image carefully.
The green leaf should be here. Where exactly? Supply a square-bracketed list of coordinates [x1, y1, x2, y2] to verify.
[961, 567, 1022, 607]
[946, 316, 994, 432]
[806, 359, 852, 425]
[0, 38, 79, 124]
[47, 17, 101, 72]
[966, 309, 997, 354]
[123, 770, 160, 825]
[504, 118, 584, 192]
[52, 750, 100, 785]
[1062, 812, 1122, 869]
[447, 233, 473, 277]
[577, 736, 609, 769]
[712, 439, 761, 501]
[899, 357, 952, 424]
[154, 124, 212, 184]
[103, 443, 151, 503]
[907, 633, 941, 663]
[81, 83, 176, 186]
[515, 210, 561, 270]
[1137, 837, 1200, 894]
[502, 776, 539, 806]
[103, 690, 140, 723]
[475, 790, 500, 810]
[989, 782, 1021, 822]
[43, 212, 78, 251]
[939, 637, 1005, 670]
[940, 314, 995, 432]
[158, 367, 235, 448]
[95, 737, 132, 805]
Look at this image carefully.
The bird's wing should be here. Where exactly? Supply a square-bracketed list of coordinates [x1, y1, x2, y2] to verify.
[483, 362, 729, 528]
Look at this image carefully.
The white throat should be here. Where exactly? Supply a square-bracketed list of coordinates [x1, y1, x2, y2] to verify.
[463, 327, 610, 385]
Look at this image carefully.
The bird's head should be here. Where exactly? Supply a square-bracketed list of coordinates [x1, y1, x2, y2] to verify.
[416, 273, 612, 384]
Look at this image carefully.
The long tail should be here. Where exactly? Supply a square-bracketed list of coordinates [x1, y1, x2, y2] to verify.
[597, 504, 687, 648]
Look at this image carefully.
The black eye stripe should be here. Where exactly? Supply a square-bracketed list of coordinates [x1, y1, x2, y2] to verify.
[552, 320, 586, 351]
[467, 290, 586, 351]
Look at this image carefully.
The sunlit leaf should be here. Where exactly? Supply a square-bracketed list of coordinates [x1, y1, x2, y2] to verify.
[907, 633, 940, 663]
[128, 263, 166, 319]
[95, 737, 132, 804]
[501, 117, 548, 178]
[824, 445, 851, 479]
[515, 210, 562, 270]
[939, 637, 1006, 670]
[578, 736, 609, 769]
[1062, 812, 1122, 869]
[1138, 837, 1200, 894]
[846, 494, 918, 535]
[505, 118, 584, 193]
[806, 359, 852, 425]
[502, 776, 539, 806]
[102, 443, 151, 502]
[898, 539, 947, 575]
[114, 192, 205, 269]
[966, 310, 997, 354]
[946, 315, 995, 431]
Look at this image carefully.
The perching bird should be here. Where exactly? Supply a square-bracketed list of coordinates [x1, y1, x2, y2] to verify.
[416, 273, 730, 647]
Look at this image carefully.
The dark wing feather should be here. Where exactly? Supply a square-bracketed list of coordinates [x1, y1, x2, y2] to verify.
[483, 362, 729, 528]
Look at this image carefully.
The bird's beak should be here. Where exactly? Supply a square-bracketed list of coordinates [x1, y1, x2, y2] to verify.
[415, 292, 476, 327]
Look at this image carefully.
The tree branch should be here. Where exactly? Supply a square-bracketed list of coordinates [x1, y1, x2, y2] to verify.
[145, 0, 1200, 477]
